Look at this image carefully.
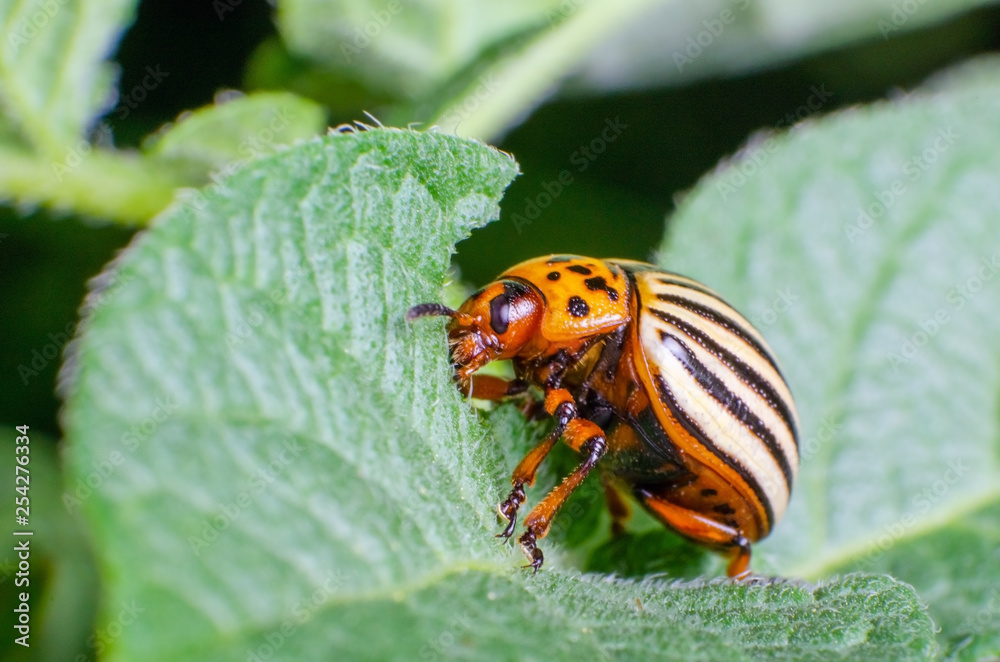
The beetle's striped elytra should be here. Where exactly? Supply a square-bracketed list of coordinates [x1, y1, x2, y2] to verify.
[408, 255, 799, 577]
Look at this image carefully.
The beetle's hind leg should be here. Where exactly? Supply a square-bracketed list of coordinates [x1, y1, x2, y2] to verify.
[634, 487, 752, 578]
[601, 472, 632, 537]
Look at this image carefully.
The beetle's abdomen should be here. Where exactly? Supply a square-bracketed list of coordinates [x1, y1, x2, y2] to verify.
[622, 265, 800, 537]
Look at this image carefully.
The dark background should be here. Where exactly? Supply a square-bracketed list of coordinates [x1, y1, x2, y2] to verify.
[2, 0, 999, 442]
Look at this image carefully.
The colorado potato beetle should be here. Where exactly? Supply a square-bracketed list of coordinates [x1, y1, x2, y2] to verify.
[408, 255, 799, 577]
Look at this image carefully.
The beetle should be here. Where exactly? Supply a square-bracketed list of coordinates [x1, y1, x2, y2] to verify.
[407, 255, 798, 577]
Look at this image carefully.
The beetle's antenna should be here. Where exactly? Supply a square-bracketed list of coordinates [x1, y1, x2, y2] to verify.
[406, 303, 458, 320]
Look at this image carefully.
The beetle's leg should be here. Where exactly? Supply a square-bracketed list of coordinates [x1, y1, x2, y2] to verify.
[496, 425, 561, 539]
[601, 473, 631, 537]
[496, 388, 578, 539]
[518, 417, 607, 572]
[460, 374, 528, 401]
[634, 487, 753, 578]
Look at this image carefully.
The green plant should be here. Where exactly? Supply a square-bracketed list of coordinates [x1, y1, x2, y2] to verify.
[3, 2, 1000, 660]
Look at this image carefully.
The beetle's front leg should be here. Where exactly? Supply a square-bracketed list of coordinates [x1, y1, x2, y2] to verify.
[518, 416, 607, 571]
[496, 388, 578, 540]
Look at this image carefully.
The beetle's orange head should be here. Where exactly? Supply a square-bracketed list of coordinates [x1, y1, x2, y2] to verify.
[407, 281, 543, 381]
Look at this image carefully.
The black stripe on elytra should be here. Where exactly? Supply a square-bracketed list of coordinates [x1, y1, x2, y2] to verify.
[567, 264, 593, 275]
[585, 276, 619, 302]
[656, 275, 721, 299]
[655, 328, 794, 491]
[647, 307, 798, 446]
[654, 292, 782, 376]
[652, 374, 774, 529]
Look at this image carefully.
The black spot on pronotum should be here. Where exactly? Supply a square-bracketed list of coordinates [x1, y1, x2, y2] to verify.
[567, 296, 590, 317]
[489, 294, 510, 335]
[547, 271, 561, 281]
[700, 488, 718, 497]
[713, 503, 736, 515]
[585, 276, 619, 302]
[567, 265, 592, 275]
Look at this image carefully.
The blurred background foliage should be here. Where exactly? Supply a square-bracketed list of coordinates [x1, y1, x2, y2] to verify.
[1, 0, 1000, 659]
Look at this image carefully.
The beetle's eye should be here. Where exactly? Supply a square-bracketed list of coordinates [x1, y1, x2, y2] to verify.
[489, 293, 510, 335]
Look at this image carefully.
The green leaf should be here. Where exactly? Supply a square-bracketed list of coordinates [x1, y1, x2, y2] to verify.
[146, 92, 328, 175]
[62, 128, 934, 660]
[658, 56, 1000, 659]
[274, 0, 995, 141]
[0, 0, 137, 153]
[568, 0, 997, 93]
[0, 142, 189, 224]
[276, 0, 561, 99]
[423, 0, 661, 139]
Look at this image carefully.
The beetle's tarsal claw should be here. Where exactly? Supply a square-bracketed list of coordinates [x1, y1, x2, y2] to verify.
[496, 483, 526, 539]
[518, 531, 544, 572]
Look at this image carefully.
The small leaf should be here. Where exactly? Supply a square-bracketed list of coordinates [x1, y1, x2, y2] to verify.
[62, 128, 934, 660]
[146, 92, 327, 175]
